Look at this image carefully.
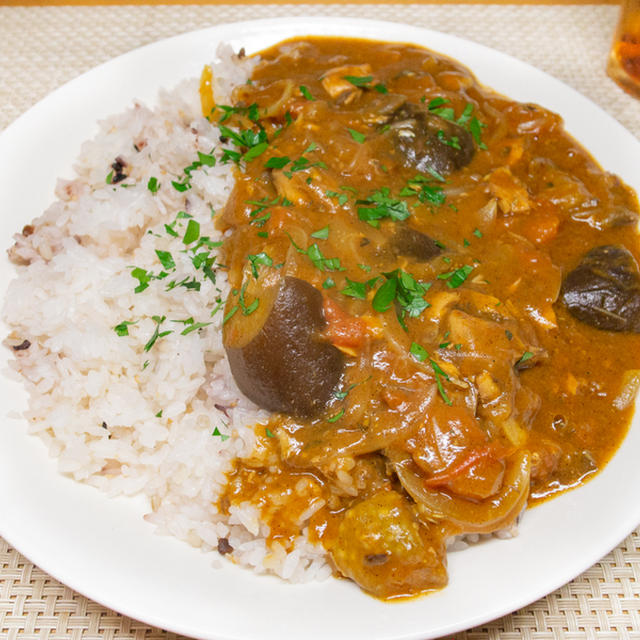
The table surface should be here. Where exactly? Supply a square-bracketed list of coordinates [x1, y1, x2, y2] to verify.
[1, 4, 639, 640]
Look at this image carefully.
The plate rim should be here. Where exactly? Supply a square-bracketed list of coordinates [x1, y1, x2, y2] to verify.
[1, 16, 639, 640]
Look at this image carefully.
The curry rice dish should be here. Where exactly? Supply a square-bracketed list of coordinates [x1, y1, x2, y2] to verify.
[5, 37, 640, 600]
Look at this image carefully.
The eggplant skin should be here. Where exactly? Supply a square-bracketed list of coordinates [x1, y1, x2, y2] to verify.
[560, 245, 640, 332]
[225, 277, 344, 417]
[388, 102, 474, 175]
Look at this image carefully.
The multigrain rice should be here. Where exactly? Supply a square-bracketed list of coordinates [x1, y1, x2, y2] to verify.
[2, 45, 332, 583]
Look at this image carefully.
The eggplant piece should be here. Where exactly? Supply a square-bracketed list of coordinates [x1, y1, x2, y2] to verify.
[390, 225, 442, 262]
[560, 245, 640, 332]
[387, 102, 474, 175]
[224, 276, 344, 417]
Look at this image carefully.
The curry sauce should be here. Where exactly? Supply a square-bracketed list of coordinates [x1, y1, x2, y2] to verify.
[205, 37, 640, 599]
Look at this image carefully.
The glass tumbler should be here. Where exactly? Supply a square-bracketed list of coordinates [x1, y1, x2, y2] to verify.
[607, 0, 640, 97]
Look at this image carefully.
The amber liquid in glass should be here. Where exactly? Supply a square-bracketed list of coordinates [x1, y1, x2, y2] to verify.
[607, 0, 640, 97]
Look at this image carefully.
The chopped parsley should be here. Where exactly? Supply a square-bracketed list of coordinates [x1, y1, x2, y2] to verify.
[357, 188, 410, 227]
[113, 320, 137, 337]
[212, 425, 230, 442]
[247, 252, 273, 278]
[237, 281, 259, 316]
[181, 321, 212, 336]
[410, 342, 452, 405]
[326, 190, 349, 206]
[438, 264, 473, 288]
[310, 226, 330, 240]
[287, 234, 345, 272]
[264, 156, 291, 169]
[517, 351, 534, 366]
[372, 269, 430, 321]
[218, 122, 269, 165]
[182, 219, 200, 245]
[144, 315, 172, 352]
[348, 128, 366, 144]
[341, 277, 378, 300]
[147, 177, 160, 193]
[343, 75, 373, 87]
[427, 98, 487, 149]
[171, 180, 190, 193]
[399, 174, 446, 207]
[326, 409, 345, 423]
[299, 85, 315, 101]
[155, 250, 175, 271]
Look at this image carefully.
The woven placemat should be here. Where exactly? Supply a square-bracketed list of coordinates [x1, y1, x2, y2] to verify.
[1, 5, 639, 640]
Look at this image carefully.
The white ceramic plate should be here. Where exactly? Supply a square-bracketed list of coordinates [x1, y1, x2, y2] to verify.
[1, 17, 639, 640]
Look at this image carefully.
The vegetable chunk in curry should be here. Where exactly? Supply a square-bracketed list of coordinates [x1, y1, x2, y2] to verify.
[203, 38, 640, 599]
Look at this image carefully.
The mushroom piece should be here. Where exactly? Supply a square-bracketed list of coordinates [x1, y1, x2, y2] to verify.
[389, 225, 442, 262]
[387, 102, 475, 175]
[560, 245, 640, 332]
[224, 276, 344, 417]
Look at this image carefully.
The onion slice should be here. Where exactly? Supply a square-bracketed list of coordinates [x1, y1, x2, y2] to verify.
[389, 448, 531, 534]
[613, 370, 640, 410]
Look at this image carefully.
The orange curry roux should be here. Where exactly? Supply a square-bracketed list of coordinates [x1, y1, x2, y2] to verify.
[202, 37, 640, 599]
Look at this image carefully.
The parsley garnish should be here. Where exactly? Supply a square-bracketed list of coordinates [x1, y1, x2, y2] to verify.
[357, 188, 410, 227]
[438, 264, 473, 288]
[265, 156, 290, 169]
[183, 219, 200, 245]
[326, 409, 345, 423]
[155, 250, 175, 271]
[113, 320, 137, 336]
[287, 234, 345, 272]
[144, 316, 172, 352]
[399, 174, 446, 207]
[218, 123, 269, 165]
[310, 226, 330, 240]
[348, 128, 366, 144]
[212, 424, 230, 442]
[341, 277, 377, 300]
[181, 321, 212, 335]
[410, 342, 452, 405]
[517, 351, 534, 366]
[171, 180, 190, 192]
[299, 85, 315, 101]
[427, 98, 487, 149]
[147, 177, 160, 193]
[223, 305, 239, 325]
[326, 190, 349, 206]
[372, 269, 430, 320]
[247, 252, 273, 278]
[343, 75, 373, 87]
[131, 267, 153, 293]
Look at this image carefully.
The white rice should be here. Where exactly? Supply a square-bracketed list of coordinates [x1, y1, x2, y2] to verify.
[2, 45, 330, 582]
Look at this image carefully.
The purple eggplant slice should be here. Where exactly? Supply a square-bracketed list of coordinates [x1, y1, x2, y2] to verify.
[224, 276, 344, 417]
